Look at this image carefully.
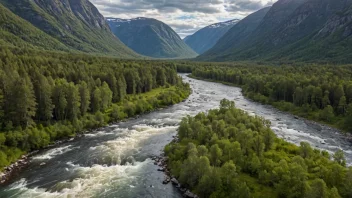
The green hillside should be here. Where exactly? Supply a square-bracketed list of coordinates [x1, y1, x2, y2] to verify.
[0, 0, 140, 58]
[0, 3, 70, 51]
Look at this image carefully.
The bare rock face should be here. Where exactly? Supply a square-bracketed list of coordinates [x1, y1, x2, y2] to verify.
[68, 0, 109, 30]
[260, 0, 308, 29]
[270, 0, 351, 47]
[31, 0, 109, 31]
[317, 7, 352, 38]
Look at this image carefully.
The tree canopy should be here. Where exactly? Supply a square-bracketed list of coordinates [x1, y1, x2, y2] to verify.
[188, 64, 352, 132]
[0, 46, 191, 170]
[166, 99, 350, 198]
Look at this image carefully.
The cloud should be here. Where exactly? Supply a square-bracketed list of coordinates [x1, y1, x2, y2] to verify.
[225, 0, 265, 12]
[90, 0, 277, 38]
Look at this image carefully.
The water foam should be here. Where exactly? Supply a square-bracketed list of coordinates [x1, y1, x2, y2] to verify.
[7, 124, 178, 197]
[84, 131, 115, 138]
[32, 145, 75, 160]
[89, 125, 177, 165]
[6, 160, 148, 198]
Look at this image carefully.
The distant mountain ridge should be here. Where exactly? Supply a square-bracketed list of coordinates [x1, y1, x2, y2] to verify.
[107, 17, 198, 59]
[184, 19, 239, 54]
[199, 7, 271, 60]
[0, 0, 140, 58]
[198, 0, 352, 63]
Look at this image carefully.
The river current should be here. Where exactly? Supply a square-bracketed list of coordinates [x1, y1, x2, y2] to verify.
[1, 74, 352, 198]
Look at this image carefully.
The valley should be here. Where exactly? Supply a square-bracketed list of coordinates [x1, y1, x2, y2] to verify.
[1, 75, 351, 197]
[1, 0, 352, 197]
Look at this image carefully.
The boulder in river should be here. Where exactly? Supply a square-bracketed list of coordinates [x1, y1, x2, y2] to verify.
[304, 120, 323, 131]
[171, 178, 179, 186]
[184, 190, 198, 198]
[163, 176, 171, 184]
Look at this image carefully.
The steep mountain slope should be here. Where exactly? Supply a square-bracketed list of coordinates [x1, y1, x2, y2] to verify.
[198, 0, 352, 62]
[0, 0, 140, 58]
[246, 0, 352, 60]
[107, 17, 198, 59]
[199, 0, 308, 61]
[273, 3, 352, 62]
[183, 35, 191, 42]
[199, 7, 271, 61]
[0, 3, 70, 51]
[184, 19, 239, 54]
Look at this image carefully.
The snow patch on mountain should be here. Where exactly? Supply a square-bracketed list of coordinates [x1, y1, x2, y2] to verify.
[208, 19, 240, 28]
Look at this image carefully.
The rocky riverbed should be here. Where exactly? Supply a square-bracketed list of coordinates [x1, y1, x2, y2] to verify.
[152, 136, 198, 198]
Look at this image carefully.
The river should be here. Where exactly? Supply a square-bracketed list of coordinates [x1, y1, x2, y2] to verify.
[1, 74, 352, 198]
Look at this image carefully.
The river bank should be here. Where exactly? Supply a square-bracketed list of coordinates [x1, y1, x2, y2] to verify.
[0, 84, 191, 185]
[154, 134, 199, 198]
[188, 74, 352, 143]
[2, 74, 352, 197]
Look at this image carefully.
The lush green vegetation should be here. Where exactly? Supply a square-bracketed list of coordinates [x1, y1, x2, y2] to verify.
[0, 3, 71, 52]
[0, 0, 140, 58]
[165, 99, 349, 198]
[0, 46, 190, 170]
[189, 64, 352, 133]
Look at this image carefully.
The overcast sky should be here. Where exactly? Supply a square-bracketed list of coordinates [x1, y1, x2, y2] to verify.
[91, 0, 277, 38]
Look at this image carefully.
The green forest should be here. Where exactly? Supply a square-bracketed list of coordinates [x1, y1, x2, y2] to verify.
[185, 63, 352, 132]
[0, 46, 190, 169]
[165, 99, 349, 198]
[2, 0, 352, 197]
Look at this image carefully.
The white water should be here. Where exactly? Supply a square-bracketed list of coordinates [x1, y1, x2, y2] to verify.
[1, 74, 352, 197]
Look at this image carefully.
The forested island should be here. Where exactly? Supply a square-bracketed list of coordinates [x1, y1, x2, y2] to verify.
[0, 46, 191, 171]
[179, 63, 352, 133]
[165, 99, 349, 198]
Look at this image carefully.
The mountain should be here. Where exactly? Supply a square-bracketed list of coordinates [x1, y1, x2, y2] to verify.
[243, 0, 351, 60]
[0, 3, 70, 51]
[267, 0, 352, 62]
[199, 7, 271, 61]
[184, 19, 239, 54]
[183, 35, 191, 42]
[198, 0, 352, 63]
[107, 17, 198, 59]
[0, 0, 140, 58]
[198, 0, 308, 61]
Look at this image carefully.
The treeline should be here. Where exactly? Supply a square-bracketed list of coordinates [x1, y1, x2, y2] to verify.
[165, 99, 349, 197]
[190, 64, 352, 132]
[0, 46, 190, 169]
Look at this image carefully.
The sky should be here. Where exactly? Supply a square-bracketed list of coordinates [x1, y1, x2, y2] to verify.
[91, 0, 277, 38]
